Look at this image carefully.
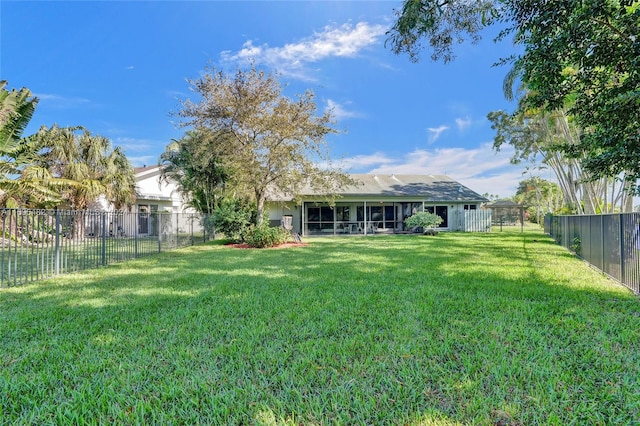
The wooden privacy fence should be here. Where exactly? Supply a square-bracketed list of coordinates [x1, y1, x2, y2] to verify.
[545, 213, 640, 295]
[0, 209, 213, 288]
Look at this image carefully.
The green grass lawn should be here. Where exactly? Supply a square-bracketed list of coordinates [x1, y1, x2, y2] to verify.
[1, 230, 639, 425]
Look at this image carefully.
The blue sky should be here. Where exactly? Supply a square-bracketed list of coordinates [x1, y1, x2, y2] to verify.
[1, 1, 537, 197]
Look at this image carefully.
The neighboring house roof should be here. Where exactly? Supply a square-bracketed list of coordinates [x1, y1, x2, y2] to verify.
[486, 200, 523, 208]
[134, 165, 161, 176]
[292, 174, 487, 203]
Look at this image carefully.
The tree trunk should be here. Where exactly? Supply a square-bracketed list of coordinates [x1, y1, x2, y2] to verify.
[256, 191, 265, 225]
[73, 211, 85, 240]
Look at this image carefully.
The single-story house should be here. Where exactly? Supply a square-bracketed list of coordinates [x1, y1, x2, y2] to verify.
[133, 165, 192, 214]
[266, 174, 489, 236]
[129, 168, 490, 236]
[128, 165, 196, 236]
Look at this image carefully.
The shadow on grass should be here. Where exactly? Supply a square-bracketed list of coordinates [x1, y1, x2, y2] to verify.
[2, 230, 639, 424]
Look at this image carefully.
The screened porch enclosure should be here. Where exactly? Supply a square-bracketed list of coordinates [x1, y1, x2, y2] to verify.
[303, 201, 449, 236]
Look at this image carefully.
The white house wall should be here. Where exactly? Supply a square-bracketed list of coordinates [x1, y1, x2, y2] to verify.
[134, 168, 193, 214]
[266, 202, 301, 230]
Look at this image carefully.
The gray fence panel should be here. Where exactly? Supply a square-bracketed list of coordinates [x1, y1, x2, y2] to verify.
[590, 215, 604, 271]
[622, 213, 640, 294]
[602, 215, 621, 281]
[547, 213, 640, 295]
[0, 209, 213, 288]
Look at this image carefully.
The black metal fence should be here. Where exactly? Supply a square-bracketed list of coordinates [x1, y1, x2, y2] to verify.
[545, 213, 640, 294]
[0, 209, 214, 288]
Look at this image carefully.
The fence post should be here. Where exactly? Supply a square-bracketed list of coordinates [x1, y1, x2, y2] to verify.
[601, 214, 605, 274]
[1, 210, 6, 286]
[55, 209, 61, 276]
[619, 213, 625, 284]
[134, 212, 139, 258]
[101, 212, 107, 266]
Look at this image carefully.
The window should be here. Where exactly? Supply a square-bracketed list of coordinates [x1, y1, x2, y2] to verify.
[370, 206, 383, 222]
[307, 207, 320, 222]
[336, 206, 350, 222]
[464, 204, 477, 210]
[320, 206, 333, 222]
[306, 205, 335, 234]
[425, 205, 448, 228]
[384, 206, 394, 221]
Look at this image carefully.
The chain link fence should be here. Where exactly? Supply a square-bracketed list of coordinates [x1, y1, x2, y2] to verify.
[545, 213, 640, 295]
[0, 209, 214, 288]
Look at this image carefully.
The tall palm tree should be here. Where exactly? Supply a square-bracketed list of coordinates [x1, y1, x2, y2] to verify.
[0, 81, 62, 208]
[0, 81, 36, 153]
[35, 125, 136, 210]
[33, 125, 136, 237]
[160, 129, 228, 215]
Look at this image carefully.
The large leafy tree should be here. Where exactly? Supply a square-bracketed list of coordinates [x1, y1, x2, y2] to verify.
[159, 129, 228, 215]
[504, 1, 640, 187]
[514, 176, 564, 223]
[489, 107, 634, 214]
[388, 0, 640, 187]
[387, 0, 498, 63]
[177, 65, 353, 223]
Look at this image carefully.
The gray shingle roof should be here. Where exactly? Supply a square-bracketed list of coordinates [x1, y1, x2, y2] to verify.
[302, 174, 487, 202]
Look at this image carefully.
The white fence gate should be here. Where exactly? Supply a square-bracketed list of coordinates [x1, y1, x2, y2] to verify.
[462, 209, 492, 232]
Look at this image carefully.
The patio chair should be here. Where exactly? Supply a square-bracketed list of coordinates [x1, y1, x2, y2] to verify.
[367, 222, 379, 234]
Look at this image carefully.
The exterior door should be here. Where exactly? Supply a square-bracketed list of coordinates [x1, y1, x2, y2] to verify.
[138, 205, 149, 234]
[426, 205, 448, 228]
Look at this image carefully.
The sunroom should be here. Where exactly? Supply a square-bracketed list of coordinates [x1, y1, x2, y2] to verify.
[303, 200, 453, 235]
[267, 174, 488, 236]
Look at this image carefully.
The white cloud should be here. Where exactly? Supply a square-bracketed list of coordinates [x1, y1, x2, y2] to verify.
[128, 156, 159, 168]
[455, 116, 473, 131]
[114, 137, 163, 154]
[427, 125, 449, 143]
[339, 151, 396, 170]
[165, 89, 190, 100]
[326, 99, 361, 120]
[220, 22, 388, 80]
[342, 143, 526, 197]
[35, 93, 91, 109]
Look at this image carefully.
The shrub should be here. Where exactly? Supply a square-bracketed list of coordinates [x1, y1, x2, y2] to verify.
[404, 212, 443, 234]
[211, 198, 256, 242]
[244, 224, 290, 248]
[570, 237, 581, 255]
